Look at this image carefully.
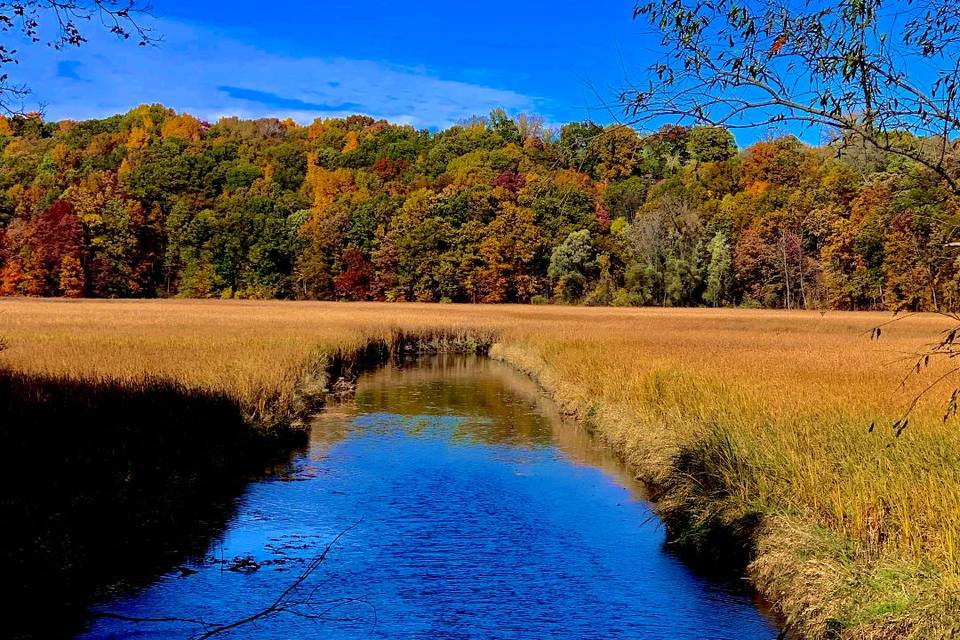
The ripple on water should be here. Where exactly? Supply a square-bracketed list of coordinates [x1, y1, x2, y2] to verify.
[82, 356, 779, 640]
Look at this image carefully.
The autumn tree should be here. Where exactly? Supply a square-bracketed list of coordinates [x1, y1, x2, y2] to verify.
[470, 203, 544, 303]
[590, 126, 642, 181]
[334, 247, 373, 300]
[0, 200, 84, 295]
[58, 255, 85, 297]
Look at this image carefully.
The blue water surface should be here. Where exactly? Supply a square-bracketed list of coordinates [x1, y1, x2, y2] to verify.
[83, 357, 779, 640]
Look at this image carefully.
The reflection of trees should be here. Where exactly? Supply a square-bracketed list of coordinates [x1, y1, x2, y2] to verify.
[353, 355, 555, 447]
[347, 355, 648, 499]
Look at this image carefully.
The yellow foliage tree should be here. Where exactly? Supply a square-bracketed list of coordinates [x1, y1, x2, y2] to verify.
[58, 255, 86, 298]
[127, 126, 151, 150]
[307, 119, 328, 140]
[160, 114, 203, 143]
[50, 143, 73, 169]
[305, 162, 355, 211]
[65, 171, 121, 232]
[8, 184, 44, 217]
[342, 131, 360, 153]
[118, 158, 133, 181]
[3, 138, 29, 160]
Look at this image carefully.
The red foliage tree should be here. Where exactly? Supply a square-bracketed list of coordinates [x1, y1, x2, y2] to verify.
[35, 201, 86, 296]
[491, 171, 525, 193]
[372, 158, 407, 182]
[334, 248, 373, 301]
[0, 201, 86, 296]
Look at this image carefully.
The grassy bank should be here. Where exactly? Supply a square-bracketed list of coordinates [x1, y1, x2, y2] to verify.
[0, 371, 308, 638]
[0, 321, 491, 638]
[2, 299, 959, 638]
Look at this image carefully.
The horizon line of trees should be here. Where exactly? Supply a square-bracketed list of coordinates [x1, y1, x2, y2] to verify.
[0, 104, 957, 310]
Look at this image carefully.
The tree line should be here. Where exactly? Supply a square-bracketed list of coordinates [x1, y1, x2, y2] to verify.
[0, 104, 957, 309]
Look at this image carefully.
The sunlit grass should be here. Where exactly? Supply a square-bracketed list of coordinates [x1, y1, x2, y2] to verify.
[1, 299, 957, 637]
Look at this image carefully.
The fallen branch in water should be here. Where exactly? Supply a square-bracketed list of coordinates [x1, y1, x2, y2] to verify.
[92, 519, 370, 638]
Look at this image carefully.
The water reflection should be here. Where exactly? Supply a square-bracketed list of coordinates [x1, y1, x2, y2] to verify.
[83, 356, 778, 640]
[328, 355, 640, 479]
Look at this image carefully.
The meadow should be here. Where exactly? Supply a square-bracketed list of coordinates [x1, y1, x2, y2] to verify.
[2, 298, 959, 639]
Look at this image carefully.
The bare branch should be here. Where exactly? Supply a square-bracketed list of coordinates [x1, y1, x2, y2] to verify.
[624, 0, 960, 194]
[92, 520, 368, 639]
[0, 1, 158, 114]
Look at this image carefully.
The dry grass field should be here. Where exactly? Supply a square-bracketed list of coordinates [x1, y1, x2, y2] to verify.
[2, 298, 959, 638]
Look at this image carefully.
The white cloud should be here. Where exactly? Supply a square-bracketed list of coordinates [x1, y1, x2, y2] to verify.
[18, 18, 537, 128]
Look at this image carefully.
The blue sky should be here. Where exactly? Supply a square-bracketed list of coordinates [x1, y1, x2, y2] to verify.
[16, 1, 769, 143]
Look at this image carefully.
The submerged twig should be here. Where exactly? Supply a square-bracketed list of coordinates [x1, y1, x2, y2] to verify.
[93, 519, 367, 638]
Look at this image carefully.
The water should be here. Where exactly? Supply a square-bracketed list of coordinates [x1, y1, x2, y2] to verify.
[82, 356, 779, 639]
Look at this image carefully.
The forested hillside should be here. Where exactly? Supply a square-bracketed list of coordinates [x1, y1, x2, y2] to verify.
[0, 104, 956, 309]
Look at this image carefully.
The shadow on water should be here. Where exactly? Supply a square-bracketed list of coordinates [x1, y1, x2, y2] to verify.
[80, 355, 781, 640]
[0, 370, 306, 639]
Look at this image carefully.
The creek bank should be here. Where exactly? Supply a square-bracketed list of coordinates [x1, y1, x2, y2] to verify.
[82, 354, 779, 640]
[2, 328, 786, 638]
[308, 329, 494, 406]
[0, 371, 300, 639]
[0, 329, 493, 639]
[489, 340, 960, 640]
[487, 344, 793, 633]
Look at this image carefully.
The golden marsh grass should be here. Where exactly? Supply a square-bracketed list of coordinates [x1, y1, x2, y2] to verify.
[1, 298, 958, 637]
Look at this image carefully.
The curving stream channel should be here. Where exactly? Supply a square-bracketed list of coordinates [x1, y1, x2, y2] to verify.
[83, 355, 779, 639]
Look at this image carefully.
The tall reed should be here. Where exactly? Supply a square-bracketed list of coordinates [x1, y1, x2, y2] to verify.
[2, 299, 957, 637]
